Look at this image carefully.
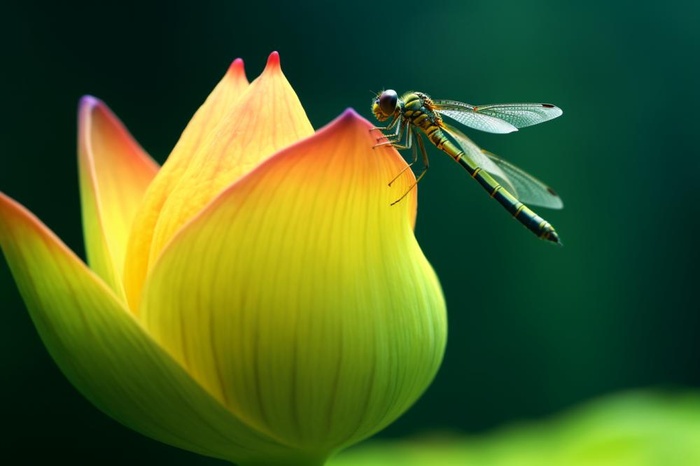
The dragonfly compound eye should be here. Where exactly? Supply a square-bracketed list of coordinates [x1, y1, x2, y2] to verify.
[379, 89, 398, 115]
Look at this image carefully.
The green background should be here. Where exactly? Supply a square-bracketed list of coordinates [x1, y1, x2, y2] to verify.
[1, 0, 698, 463]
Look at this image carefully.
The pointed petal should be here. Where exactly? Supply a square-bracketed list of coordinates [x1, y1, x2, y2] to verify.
[173, 58, 251, 153]
[124, 52, 315, 313]
[78, 96, 159, 301]
[0, 192, 313, 464]
[118, 57, 249, 315]
[141, 110, 445, 452]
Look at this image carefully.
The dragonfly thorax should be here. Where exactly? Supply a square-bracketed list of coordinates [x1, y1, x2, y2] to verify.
[401, 92, 444, 129]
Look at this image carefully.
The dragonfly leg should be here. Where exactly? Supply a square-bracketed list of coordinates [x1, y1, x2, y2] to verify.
[372, 117, 404, 149]
[413, 132, 430, 183]
[370, 114, 402, 145]
[390, 132, 430, 205]
[387, 126, 415, 186]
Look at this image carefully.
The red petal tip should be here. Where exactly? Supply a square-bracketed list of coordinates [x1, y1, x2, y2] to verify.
[228, 58, 244, 72]
[226, 58, 247, 81]
[265, 51, 281, 69]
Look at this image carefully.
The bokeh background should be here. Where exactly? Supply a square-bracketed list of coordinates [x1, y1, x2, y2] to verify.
[1, 0, 699, 464]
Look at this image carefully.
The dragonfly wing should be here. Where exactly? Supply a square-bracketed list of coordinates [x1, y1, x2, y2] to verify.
[483, 150, 563, 209]
[443, 123, 518, 195]
[474, 103, 563, 128]
[436, 100, 562, 131]
[438, 107, 518, 133]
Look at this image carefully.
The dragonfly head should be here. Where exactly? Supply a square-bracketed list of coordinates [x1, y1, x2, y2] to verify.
[372, 89, 399, 121]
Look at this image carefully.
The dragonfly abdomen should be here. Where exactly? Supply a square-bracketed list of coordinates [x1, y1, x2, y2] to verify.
[422, 126, 455, 155]
[493, 187, 560, 243]
[446, 143, 560, 244]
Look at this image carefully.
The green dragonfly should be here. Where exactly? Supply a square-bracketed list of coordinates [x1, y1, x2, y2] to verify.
[372, 89, 563, 245]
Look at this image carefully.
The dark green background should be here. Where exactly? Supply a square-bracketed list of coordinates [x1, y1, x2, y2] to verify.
[1, 0, 698, 464]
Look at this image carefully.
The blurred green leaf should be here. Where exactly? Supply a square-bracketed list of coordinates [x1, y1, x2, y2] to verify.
[330, 391, 700, 466]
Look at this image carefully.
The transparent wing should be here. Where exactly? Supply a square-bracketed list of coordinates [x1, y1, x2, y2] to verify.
[438, 103, 519, 134]
[435, 99, 563, 133]
[482, 150, 563, 209]
[442, 123, 518, 195]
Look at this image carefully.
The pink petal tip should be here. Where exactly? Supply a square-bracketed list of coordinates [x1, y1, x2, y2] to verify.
[335, 108, 372, 130]
[339, 108, 361, 120]
[79, 95, 102, 110]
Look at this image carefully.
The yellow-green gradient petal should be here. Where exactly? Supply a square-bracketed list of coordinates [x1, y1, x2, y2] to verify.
[0, 193, 323, 465]
[78, 96, 159, 300]
[141, 110, 446, 455]
[124, 52, 314, 314]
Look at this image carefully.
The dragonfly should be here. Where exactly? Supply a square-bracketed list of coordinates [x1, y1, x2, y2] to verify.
[371, 89, 564, 245]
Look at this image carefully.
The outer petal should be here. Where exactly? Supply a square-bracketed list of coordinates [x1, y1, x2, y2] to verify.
[124, 52, 314, 313]
[0, 193, 323, 465]
[78, 96, 159, 300]
[141, 110, 445, 453]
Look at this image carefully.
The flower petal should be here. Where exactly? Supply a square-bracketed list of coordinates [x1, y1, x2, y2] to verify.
[0, 192, 316, 464]
[124, 52, 315, 313]
[78, 96, 159, 300]
[171, 58, 251, 154]
[140, 110, 445, 452]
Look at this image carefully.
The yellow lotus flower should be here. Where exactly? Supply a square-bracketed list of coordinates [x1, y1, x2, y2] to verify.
[0, 52, 446, 465]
